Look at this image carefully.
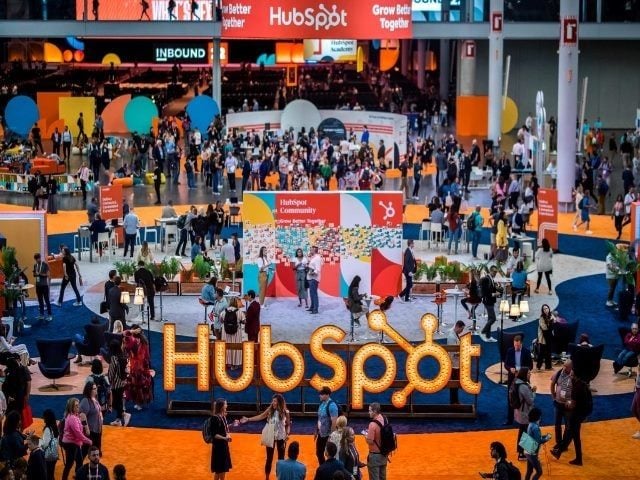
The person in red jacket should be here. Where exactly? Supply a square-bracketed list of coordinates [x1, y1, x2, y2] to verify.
[614, 323, 640, 373]
[244, 290, 261, 342]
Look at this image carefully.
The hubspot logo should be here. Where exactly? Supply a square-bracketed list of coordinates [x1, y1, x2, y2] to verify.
[269, 4, 348, 31]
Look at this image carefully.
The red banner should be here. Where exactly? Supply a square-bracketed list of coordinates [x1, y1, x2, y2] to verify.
[222, 0, 412, 39]
[99, 184, 123, 221]
[537, 188, 558, 250]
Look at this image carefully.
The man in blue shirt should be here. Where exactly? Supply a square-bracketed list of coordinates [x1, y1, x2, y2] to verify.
[122, 208, 140, 258]
[360, 126, 369, 145]
[315, 386, 339, 465]
[276, 441, 306, 480]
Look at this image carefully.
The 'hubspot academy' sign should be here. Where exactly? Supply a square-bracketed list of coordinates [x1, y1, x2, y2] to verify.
[163, 311, 481, 408]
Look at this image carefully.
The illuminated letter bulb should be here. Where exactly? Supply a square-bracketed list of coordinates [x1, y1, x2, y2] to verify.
[163, 323, 210, 391]
[459, 332, 481, 394]
[351, 343, 396, 409]
[259, 325, 305, 393]
[214, 340, 256, 392]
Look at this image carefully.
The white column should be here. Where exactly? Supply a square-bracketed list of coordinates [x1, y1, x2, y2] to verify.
[488, 0, 504, 145]
[439, 39, 450, 100]
[557, 0, 579, 206]
[212, 38, 222, 112]
[459, 41, 476, 96]
[401, 39, 410, 77]
[417, 40, 426, 90]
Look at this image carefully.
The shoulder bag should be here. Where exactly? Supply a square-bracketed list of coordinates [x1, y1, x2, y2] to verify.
[260, 419, 276, 448]
[518, 431, 539, 455]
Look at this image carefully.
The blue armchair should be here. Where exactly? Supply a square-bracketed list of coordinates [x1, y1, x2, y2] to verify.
[36, 338, 73, 390]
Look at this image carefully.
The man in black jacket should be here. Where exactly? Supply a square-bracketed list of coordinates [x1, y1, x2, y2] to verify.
[134, 261, 156, 321]
[399, 240, 417, 303]
[26, 434, 47, 480]
[314, 442, 352, 480]
[480, 265, 501, 343]
[76, 446, 110, 480]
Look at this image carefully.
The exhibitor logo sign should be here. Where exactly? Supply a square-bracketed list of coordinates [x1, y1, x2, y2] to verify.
[154, 43, 208, 63]
[221, 0, 412, 39]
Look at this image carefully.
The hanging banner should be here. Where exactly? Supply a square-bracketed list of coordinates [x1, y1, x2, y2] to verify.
[242, 191, 403, 298]
[76, 0, 215, 21]
[537, 188, 558, 250]
[221, 0, 412, 39]
[99, 184, 123, 221]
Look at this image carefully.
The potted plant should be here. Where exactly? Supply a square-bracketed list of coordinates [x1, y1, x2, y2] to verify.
[113, 260, 135, 282]
[162, 257, 181, 281]
[606, 241, 639, 286]
[192, 255, 212, 280]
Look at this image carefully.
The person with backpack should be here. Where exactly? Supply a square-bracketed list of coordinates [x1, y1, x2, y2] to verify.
[221, 297, 244, 370]
[40, 409, 59, 480]
[511, 367, 536, 461]
[86, 359, 112, 414]
[479, 441, 521, 480]
[467, 205, 484, 259]
[550, 366, 590, 466]
[364, 402, 394, 480]
[504, 336, 533, 426]
[315, 386, 339, 466]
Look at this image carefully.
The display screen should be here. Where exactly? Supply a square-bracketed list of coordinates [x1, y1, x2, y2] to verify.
[76, 0, 216, 21]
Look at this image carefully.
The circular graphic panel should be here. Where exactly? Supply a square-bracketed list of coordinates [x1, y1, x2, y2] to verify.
[185, 95, 220, 133]
[123, 96, 158, 134]
[317, 117, 347, 144]
[4, 96, 39, 136]
[280, 100, 321, 136]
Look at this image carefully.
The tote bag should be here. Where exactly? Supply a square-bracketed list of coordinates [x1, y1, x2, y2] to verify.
[260, 421, 276, 448]
[518, 431, 539, 455]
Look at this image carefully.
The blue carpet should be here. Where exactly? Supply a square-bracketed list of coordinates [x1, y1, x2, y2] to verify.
[21, 270, 634, 434]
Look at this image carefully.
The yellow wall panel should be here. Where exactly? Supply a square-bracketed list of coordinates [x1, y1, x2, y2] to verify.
[59, 97, 95, 140]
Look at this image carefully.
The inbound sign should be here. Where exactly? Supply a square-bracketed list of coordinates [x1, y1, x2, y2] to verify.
[154, 43, 208, 63]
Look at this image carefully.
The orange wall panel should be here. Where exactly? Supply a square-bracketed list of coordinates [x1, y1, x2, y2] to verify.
[456, 96, 488, 138]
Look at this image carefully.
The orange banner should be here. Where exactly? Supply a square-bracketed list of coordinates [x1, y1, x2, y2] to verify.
[99, 184, 123, 221]
[537, 188, 558, 250]
[222, 0, 412, 39]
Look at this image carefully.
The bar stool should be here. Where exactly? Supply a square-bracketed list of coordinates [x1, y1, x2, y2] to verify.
[431, 292, 447, 334]
[199, 298, 215, 325]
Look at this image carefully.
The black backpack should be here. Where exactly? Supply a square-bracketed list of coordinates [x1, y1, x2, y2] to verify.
[202, 416, 213, 444]
[176, 214, 188, 230]
[89, 374, 111, 411]
[509, 382, 522, 409]
[372, 415, 397, 457]
[466, 212, 476, 231]
[223, 309, 239, 335]
[503, 459, 522, 480]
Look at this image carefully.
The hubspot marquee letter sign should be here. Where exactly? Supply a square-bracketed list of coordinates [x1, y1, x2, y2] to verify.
[221, 0, 413, 40]
[163, 311, 481, 408]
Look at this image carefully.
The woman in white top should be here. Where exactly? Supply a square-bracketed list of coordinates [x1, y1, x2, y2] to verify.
[328, 415, 348, 458]
[240, 393, 291, 480]
[221, 297, 245, 370]
[292, 248, 308, 308]
[572, 185, 584, 228]
[257, 246, 270, 308]
[535, 238, 554, 295]
[0, 334, 32, 367]
[136, 241, 154, 265]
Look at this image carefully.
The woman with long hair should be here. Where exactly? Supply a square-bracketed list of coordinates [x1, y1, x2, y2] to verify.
[339, 427, 365, 480]
[536, 304, 555, 371]
[108, 340, 130, 428]
[240, 394, 290, 480]
[513, 367, 536, 462]
[347, 276, 365, 327]
[612, 193, 625, 240]
[221, 297, 245, 370]
[328, 415, 348, 458]
[209, 398, 235, 480]
[461, 269, 481, 320]
[257, 246, 270, 308]
[292, 248, 308, 308]
[535, 238, 554, 294]
[79, 381, 104, 454]
[135, 241, 153, 264]
[60, 398, 92, 480]
[40, 408, 59, 480]
[123, 327, 153, 411]
[1, 410, 27, 467]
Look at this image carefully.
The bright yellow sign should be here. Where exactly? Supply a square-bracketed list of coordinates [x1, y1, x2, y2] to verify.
[163, 310, 481, 408]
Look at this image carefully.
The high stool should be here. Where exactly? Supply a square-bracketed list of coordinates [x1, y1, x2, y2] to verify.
[431, 292, 447, 335]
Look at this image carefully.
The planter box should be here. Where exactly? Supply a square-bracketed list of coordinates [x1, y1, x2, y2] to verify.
[180, 280, 206, 295]
[164, 281, 180, 295]
[413, 282, 438, 295]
